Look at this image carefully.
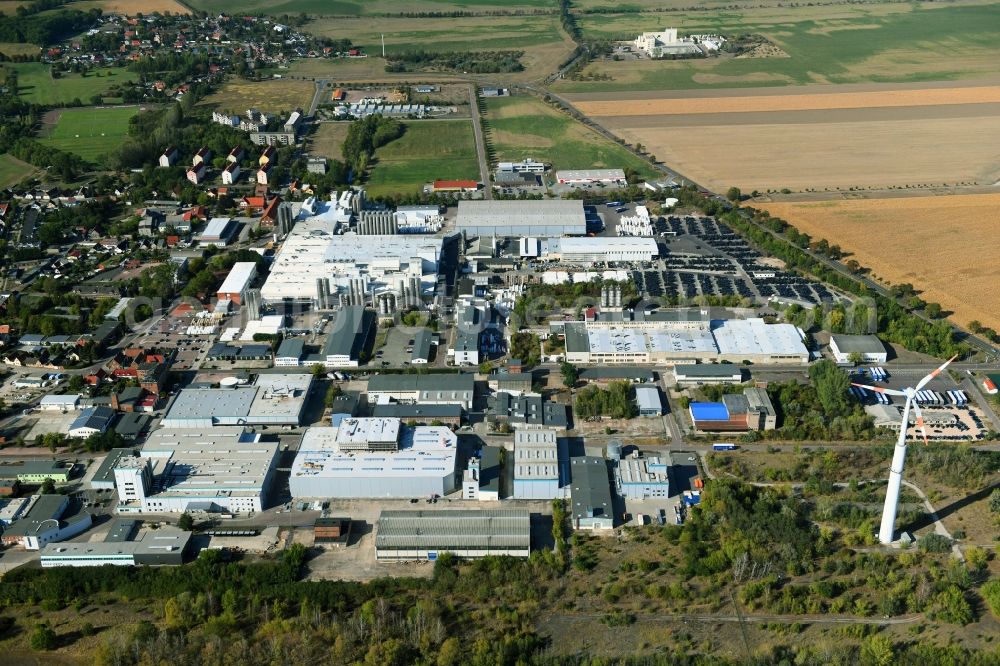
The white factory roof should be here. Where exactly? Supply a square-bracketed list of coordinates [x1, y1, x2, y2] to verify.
[291, 426, 457, 480]
[336, 417, 401, 447]
[635, 386, 662, 411]
[217, 262, 256, 295]
[711, 319, 808, 357]
[201, 217, 232, 239]
[513, 429, 560, 481]
[541, 270, 630, 285]
[617, 456, 669, 486]
[587, 328, 716, 355]
[40, 394, 81, 407]
[648, 329, 717, 354]
[261, 207, 442, 301]
[554, 236, 658, 254]
[556, 169, 626, 181]
[162, 374, 311, 424]
[456, 200, 585, 228]
[140, 427, 277, 497]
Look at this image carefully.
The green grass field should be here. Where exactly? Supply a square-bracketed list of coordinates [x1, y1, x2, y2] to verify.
[0, 153, 40, 188]
[184, 0, 553, 15]
[1, 62, 136, 105]
[37, 106, 140, 162]
[485, 96, 659, 179]
[307, 14, 562, 54]
[365, 120, 480, 197]
[558, 1, 1000, 91]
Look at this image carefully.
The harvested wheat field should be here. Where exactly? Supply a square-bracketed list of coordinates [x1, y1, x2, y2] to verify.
[75, 0, 190, 12]
[579, 80, 1000, 193]
[761, 195, 1000, 332]
[202, 79, 314, 115]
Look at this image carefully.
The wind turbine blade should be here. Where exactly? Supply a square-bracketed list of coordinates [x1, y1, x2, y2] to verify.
[915, 355, 958, 391]
[851, 383, 906, 396]
[911, 401, 929, 446]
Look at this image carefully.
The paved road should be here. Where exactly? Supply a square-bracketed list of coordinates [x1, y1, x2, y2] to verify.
[468, 84, 492, 199]
[308, 79, 328, 117]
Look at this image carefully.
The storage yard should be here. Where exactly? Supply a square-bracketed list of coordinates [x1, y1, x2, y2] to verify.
[762, 194, 1000, 332]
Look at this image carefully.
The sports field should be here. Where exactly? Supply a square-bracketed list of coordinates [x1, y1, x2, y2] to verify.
[184, 0, 554, 15]
[557, 1, 1000, 91]
[37, 106, 140, 162]
[485, 96, 659, 180]
[761, 195, 1000, 333]
[0, 153, 40, 188]
[365, 120, 480, 197]
[0, 62, 133, 105]
[571, 80, 1000, 193]
[202, 79, 315, 115]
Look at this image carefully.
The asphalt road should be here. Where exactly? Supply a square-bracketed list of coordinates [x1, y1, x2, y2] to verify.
[468, 84, 492, 199]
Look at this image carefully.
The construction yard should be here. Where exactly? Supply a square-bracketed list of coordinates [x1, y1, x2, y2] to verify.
[761, 194, 1000, 333]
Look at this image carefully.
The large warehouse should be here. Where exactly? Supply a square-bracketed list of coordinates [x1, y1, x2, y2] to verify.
[456, 200, 586, 237]
[512, 429, 569, 500]
[367, 373, 474, 409]
[216, 262, 257, 305]
[289, 422, 458, 498]
[689, 387, 777, 432]
[547, 236, 659, 263]
[561, 317, 809, 365]
[324, 306, 376, 367]
[160, 374, 313, 428]
[115, 427, 280, 514]
[40, 521, 191, 567]
[830, 334, 887, 364]
[555, 169, 627, 186]
[375, 508, 531, 561]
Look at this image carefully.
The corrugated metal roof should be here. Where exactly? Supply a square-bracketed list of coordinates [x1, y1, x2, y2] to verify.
[375, 509, 530, 550]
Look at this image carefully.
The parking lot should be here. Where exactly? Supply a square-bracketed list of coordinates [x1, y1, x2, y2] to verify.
[133, 312, 216, 371]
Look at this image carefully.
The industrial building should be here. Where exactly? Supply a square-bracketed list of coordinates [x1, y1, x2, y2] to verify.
[570, 457, 615, 530]
[260, 203, 443, 305]
[546, 236, 659, 263]
[289, 422, 458, 498]
[90, 448, 138, 490]
[375, 508, 530, 561]
[323, 306, 376, 367]
[40, 394, 81, 411]
[560, 316, 808, 365]
[491, 392, 569, 429]
[367, 373, 474, 409]
[394, 205, 443, 233]
[635, 386, 663, 416]
[116, 427, 280, 514]
[0, 461, 72, 484]
[673, 364, 744, 386]
[456, 200, 586, 237]
[830, 334, 887, 364]
[463, 446, 501, 501]
[614, 452, 670, 499]
[216, 262, 257, 305]
[68, 406, 116, 438]
[555, 169, 627, 186]
[1, 495, 93, 550]
[411, 329, 434, 364]
[512, 429, 568, 500]
[372, 403, 462, 426]
[489, 370, 533, 395]
[40, 521, 191, 567]
[453, 302, 483, 366]
[197, 217, 239, 247]
[160, 374, 313, 428]
[274, 338, 305, 367]
[689, 387, 777, 432]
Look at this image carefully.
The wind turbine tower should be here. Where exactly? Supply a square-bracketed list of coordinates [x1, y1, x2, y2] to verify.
[852, 355, 956, 544]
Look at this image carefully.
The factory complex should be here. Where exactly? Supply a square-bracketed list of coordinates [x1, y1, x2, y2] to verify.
[161, 374, 313, 428]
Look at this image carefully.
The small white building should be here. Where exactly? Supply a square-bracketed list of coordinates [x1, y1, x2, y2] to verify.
[555, 169, 627, 186]
[830, 334, 887, 364]
[39, 394, 81, 411]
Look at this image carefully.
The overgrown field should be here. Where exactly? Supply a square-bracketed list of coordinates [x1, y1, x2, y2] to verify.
[37, 106, 140, 162]
[0, 41, 38, 57]
[558, 1, 1000, 91]
[201, 78, 314, 115]
[365, 120, 479, 197]
[578, 80, 1000, 194]
[0, 153, 40, 188]
[0, 62, 134, 105]
[308, 122, 351, 162]
[484, 95, 659, 180]
[761, 194, 1000, 333]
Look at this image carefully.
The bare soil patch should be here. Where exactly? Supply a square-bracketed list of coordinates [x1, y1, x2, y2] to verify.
[760, 194, 1000, 332]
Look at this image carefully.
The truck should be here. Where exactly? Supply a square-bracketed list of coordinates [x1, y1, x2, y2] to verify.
[712, 443, 738, 451]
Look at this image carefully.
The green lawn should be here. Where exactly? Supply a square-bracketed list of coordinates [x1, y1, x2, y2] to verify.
[1, 62, 136, 105]
[184, 0, 553, 15]
[365, 120, 480, 197]
[485, 96, 659, 180]
[0, 153, 39, 188]
[558, 1, 1000, 90]
[37, 106, 140, 162]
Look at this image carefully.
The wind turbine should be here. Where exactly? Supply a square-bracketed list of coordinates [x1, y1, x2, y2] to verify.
[851, 355, 956, 544]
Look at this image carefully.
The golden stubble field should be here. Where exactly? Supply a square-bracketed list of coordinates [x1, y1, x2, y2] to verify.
[761, 195, 1000, 332]
[575, 82, 1000, 193]
[201, 79, 315, 115]
[74, 0, 190, 12]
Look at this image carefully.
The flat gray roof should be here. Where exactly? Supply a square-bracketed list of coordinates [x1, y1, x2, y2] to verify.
[375, 508, 530, 551]
[674, 364, 744, 378]
[276, 337, 305, 358]
[456, 200, 585, 234]
[570, 456, 613, 522]
[831, 334, 885, 354]
[323, 306, 373, 359]
[372, 403, 462, 419]
[368, 373, 474, 393]
[91, 448, 140, 486]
